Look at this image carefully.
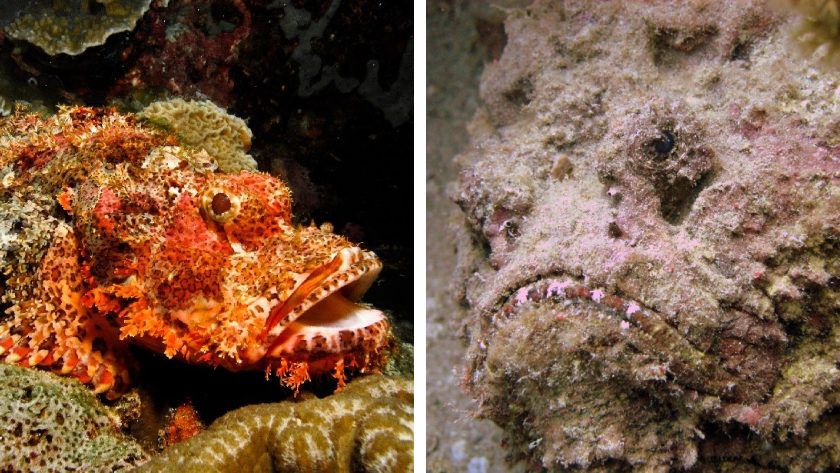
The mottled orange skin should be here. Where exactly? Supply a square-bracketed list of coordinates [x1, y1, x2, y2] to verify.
[0, 106, 390, 399]
[161, 402, 205, 448]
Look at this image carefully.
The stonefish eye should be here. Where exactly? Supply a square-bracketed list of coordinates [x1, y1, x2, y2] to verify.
[200, 187, 240, 223]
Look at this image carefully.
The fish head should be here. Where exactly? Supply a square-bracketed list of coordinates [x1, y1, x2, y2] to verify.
[75, 148, 390, 379]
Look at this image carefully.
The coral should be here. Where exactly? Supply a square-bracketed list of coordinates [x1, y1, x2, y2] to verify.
[454, 0, 840, 470]
[0, 363, 146, 471]
[139, 98, 257, 173]
[273, 0, 357, 97]
[135, 375, 413, 472]
[383, 338, 414, 378]
[3, 0, 160, 56]
[269, 0, 413, 126]
[781, 0, 840, 64]
[357, 37, 414, 127]
[115, 0, 251, 107]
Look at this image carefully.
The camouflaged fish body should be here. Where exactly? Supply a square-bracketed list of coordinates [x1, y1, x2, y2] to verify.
[0, 107, 391, 399]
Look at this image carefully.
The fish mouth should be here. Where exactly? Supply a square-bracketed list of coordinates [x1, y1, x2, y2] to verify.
[491, 277, 782, 404]
[260, 247, 388, 359]
[264, 289, 389, 360]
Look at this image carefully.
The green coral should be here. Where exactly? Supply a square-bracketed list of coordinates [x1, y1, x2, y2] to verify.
[135, 375, 413, 472]
[4, 0, 160, 56]
[383, 339, 414, 377]
[0, 364, 147, 471]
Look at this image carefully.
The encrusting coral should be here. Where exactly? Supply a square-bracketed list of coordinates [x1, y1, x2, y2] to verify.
[454, 0, 840, 470]
[3, 0, 162, 56]
[139, 98, 258, 173]
[135, 374, 413, 472]
[0, 363, 146, 471]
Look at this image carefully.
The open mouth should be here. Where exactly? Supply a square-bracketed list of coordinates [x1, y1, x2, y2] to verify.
[266, 290, 388, 358]
[261, 247, 388, 358]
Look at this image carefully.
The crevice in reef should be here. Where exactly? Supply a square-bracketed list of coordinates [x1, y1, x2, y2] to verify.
[502, 77, 533, 108]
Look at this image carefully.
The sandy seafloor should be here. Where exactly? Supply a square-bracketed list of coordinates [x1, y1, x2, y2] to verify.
[426, 1, 528, 471]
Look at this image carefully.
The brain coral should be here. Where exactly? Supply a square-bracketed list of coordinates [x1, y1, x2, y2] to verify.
[454, 0, 840, 471]
[139, 98, 258, 173]
[136, 375, 413, 472]
[0, 363, 146, 471]
[3, 0, 159, 56]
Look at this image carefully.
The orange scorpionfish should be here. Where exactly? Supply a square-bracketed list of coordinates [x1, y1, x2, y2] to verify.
[0, 106, 391, 399]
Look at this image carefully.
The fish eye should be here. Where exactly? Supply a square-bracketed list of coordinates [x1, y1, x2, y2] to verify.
[201, 187, 240, 223]
[651, 130, 675, 155]
[212, 192, 232, 214]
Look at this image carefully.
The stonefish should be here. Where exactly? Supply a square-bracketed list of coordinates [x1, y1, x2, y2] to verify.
[0, 106, 391, 399]
[453, 0, 840, 470]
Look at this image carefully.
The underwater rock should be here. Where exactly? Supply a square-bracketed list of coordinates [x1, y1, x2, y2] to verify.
[135, 374, 413, 472]
[114, 0, 250, 108]
[3, 0, 161, 56]
[0, 363, 146, 471]
[455, 0, 840, 471]
[782, 0, 840, 66]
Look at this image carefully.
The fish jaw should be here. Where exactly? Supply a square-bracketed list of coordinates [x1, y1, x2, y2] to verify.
[119, 244, 391, 392]
[238, 246, 392, 392]
[261, 246, 382, 340]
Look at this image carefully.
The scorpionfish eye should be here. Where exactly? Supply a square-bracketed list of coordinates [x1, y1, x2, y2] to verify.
[212, 192, 232, 214]
[200, 186, 240, 223]
[198, 173, 294, 250]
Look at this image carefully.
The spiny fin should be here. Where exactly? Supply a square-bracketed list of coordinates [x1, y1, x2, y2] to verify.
[0, 223, 135, 399]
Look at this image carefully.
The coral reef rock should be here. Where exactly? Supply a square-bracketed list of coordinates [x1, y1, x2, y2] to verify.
[3, 0, 161, 56]
[455, 0, 840, 471]
[0, 363, 146, 471]
[116, 0, 251, 107]
[136, 375, 414, 472]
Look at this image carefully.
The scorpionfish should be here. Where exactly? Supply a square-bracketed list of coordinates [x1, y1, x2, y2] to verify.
[0, 106, 391, 399]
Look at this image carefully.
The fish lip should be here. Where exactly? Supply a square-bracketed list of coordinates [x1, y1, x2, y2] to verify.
[261, 247, 382, 340]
